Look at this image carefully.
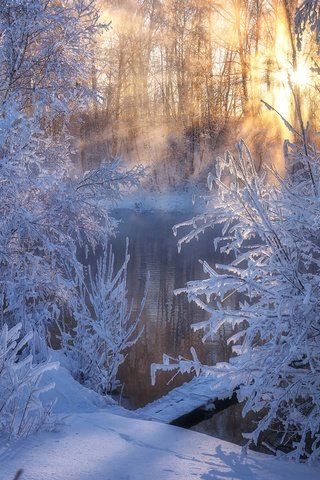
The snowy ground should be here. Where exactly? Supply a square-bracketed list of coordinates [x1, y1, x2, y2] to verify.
[0, 362, 319, 480]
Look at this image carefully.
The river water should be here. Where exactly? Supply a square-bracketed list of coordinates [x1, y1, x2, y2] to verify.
[74, 206, 277, 452]
[79, 207, 274, 451]
[110, 208, 232, 409]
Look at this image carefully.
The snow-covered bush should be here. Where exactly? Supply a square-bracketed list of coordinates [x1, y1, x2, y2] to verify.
[0, 110, 143, 359]
[0, 0, 101, 113]
[0, 323, 58, 438]
[153, 135, 320, 462]
[0, 0, 143, 359]
[59, 241, 148, 395]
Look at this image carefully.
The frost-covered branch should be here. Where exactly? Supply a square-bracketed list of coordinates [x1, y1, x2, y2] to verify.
[76, 157, 145, 205]
[155, 137, 320, 462]
[0, 1, 144, 361]
[0, 323, 58, 438]
[295, 0, 320, 50]
[59, 241, 148, 395]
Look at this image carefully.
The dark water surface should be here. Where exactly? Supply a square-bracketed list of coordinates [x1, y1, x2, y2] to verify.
[107, 209, 287, 455]
[110, 209, 232, 409]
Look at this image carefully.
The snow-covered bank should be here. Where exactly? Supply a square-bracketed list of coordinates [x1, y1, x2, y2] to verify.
[0, 364, 319, 480]
[1, 409, 319, 480]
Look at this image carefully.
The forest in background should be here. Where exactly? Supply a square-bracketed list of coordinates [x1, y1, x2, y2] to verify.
[77, 0, 319, 188]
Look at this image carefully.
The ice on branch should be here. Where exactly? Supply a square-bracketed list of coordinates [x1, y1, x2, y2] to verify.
[59, 240, 148, 395]
[0, 323, 58, 438]
[155, 137, 320, 462]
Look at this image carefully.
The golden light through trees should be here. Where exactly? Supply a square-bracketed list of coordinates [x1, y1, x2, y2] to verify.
[81, 1, 318, 180]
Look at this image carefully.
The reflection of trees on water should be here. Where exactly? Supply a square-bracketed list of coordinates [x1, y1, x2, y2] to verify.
[191, 402, 253, 447]
[157, 242, 171, 322]
[110, 210, 235, 408]
[169, 258, 193, 353]
[191, 401, 273, 455]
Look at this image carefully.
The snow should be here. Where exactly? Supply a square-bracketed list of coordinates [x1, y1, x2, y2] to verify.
[1, 410, 319, 480]
[0, 363, 319, 480]
[40, 362, 114, 414]
[136, 375, 235, 423]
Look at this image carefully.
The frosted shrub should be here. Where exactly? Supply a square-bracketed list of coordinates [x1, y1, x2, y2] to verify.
[0, 323, 58, 438]
[0, 108, 143, 362]
[59, 241, 148, 395]
[0, 0, 144, 433]
[0, 1, 144, 360]
[153, 136, 320, 462]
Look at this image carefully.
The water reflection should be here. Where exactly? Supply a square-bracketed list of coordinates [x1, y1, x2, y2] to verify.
[110, 209, 232, 409]
[191, 403, 251, 445]
[191, 402, 276, 455]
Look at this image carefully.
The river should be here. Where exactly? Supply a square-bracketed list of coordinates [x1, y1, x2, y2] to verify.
[110, 208, 232, 409]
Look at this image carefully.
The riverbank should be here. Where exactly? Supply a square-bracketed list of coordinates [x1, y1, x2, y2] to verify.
[0, 362, 319, 480]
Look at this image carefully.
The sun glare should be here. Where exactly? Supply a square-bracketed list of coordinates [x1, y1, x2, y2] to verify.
[290, 64, 310, 86]
[275, 63, 310, 87]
